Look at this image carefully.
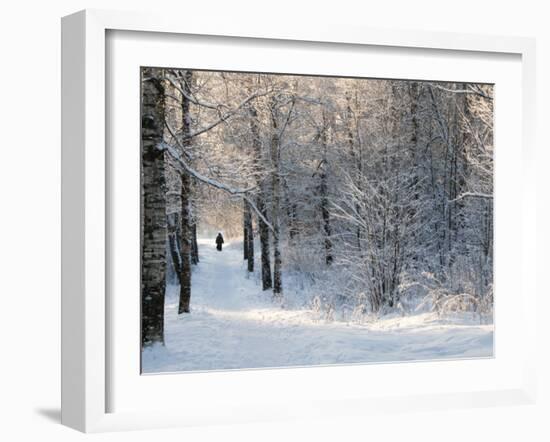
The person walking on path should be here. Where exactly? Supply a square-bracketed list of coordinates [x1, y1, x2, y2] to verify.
[215, 232, 224, 251]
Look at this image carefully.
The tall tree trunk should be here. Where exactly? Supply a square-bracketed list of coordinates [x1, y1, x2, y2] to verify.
[141, 70, 167, 346]
[428, 85, 453, 275]
[320, 170, 332, 265]
[271, 104, 283, 297]
[288, 202, 298, 241]
[454, 84, 470, 253]
[168, 219, 182, 285]
[178, 70, 194, 314]
[244, 200, 254, 272]
[284, 180, 298, 242]
[249, 102, 272, 289]
[243, 212, 249, 260]
[189, 177, 199, 265]
[179, 172, 192, 313]
[345, 90, 362, 251]
[320, 109, 333, 265]
[191, 222, 199, 264]
[258, 194, 272, 290]
[407, 82, 421, 262]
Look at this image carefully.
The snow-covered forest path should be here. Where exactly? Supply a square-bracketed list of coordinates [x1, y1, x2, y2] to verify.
[142, 238, 493, 373]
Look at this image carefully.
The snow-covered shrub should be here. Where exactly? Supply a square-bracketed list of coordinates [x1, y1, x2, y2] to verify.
[415, 269, 493, 323]
[283, 235, 325, 287]
[310, 293, 336, 322]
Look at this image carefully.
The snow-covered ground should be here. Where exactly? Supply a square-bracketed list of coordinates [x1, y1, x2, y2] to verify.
[142, 238, 493, 373]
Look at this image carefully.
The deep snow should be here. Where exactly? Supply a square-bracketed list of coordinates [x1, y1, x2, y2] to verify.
[142, 238, 493, 373]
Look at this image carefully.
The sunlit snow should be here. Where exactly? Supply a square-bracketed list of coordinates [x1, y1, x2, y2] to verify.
[142, 238, 493, 373]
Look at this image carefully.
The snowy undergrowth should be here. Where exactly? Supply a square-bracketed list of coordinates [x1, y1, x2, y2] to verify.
[142, 238, 493, 373]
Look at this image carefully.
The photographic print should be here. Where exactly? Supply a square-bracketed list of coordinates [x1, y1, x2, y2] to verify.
[140, 68, 494, 373]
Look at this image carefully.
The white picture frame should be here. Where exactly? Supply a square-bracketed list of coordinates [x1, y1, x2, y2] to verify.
[61, 9, 537, 433]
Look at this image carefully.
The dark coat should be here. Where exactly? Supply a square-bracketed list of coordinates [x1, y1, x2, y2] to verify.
[215, 234, 224, 251]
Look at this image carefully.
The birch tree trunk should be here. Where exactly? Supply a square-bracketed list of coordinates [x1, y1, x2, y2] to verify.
[320, 109, 333, 265]
[141, 70, 167, 346]
[243, 200, 254, 272]
[270, 103, 283, 297]
[249, 102, 272, 289]
[168, 218, 182, 285]
[345, 90, 362, 251]
[191, 222, 199, 264]
[243, 209, 249, 260]
[178, 70, 193, 314]
[179, 172, 192, 313]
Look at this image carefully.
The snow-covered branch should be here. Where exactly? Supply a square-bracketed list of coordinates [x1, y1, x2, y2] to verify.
[431, 84, 493, 100]
[162, 81, 273, 143]
[164, 73, 221, 110]
[448, 192, 493, 203]
[158, 140, 275, 233]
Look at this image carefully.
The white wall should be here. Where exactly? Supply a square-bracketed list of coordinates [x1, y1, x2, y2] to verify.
[0, 1, 547, 441]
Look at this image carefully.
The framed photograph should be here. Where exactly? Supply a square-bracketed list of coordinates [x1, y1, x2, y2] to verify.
[61, 9, 537, 432]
